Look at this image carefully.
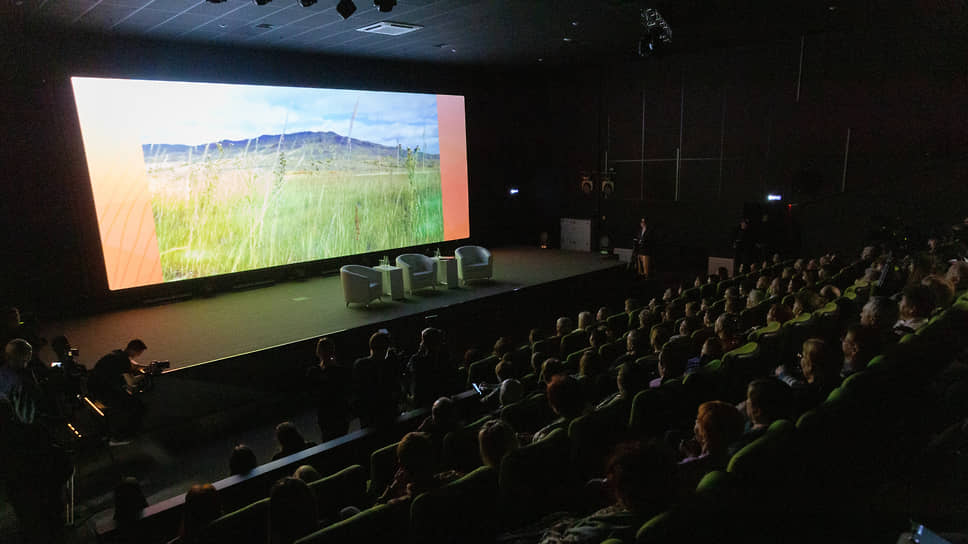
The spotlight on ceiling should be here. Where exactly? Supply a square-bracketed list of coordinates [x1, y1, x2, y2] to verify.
[298, 0, 317, 6]
[637, 8, 672, 57]
[337, 0, 357, 18]
[206, 0, 227, 3]
[373, 0, 396, 13]
[253, 0, 272, 5]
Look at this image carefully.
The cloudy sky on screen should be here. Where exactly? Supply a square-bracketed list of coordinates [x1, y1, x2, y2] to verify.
[72, 77, 442, 154]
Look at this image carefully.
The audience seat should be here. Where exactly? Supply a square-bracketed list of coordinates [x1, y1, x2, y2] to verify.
[204, 496, 269, 544]
[568, 399, 631, 479]
[500, 393, 554, 434]
[294, 498, 411, 544]
[600, 340, 627, 366]
[467, 355, 500, 386]
[367, 441, 400, 498]
[499, 428, 577, 528]
[560, 330, 589, 359]
[700, 283, 717, 300]
[532, 337, 560, 360]
[410, 466, 498, 544]
[629, 385, 687, 439]
[720, 341, 763, 402]
[441, 416, 491, 473]
[309, 464, 368, 525]
[606, 313, 629, 337]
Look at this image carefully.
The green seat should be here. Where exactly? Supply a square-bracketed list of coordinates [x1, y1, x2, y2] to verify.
[295, 499, 411, 544]
[780, 312, 816, 366]
[205, 497, 269, 544]
[499, 428, 577, 528]
[467, 355, 500, 386]
[681, 287, 701, 302]
[716, 279, 736, 298]
[560, 330, 589, 359]
[721, 341, 762, 402]
[568, 399, 631, 479]
[812, 301, 840, 342]
[410, 466, 498, 544]
[441, 416, 491, 473]
[500, 393, 554, 434]
[367, 441, 400, 497]
[511, 345, 532, 371]
[564, 348, 589, 373]
[709, 298, 726, 315]
[308, 465, 367, 525]
[532, 337, 560, 360]
[600, 340, 627, 365]
[607, 313, 629, 337]
[627, 307, 644, 331]
[700, 282, 717, 300]
[628, 385, 686, 438]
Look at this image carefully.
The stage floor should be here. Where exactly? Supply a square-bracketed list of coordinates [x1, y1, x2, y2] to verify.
[40, 247, 622, 370]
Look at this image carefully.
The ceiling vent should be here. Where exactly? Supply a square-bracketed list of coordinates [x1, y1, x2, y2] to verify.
[356, 21, 422, 36]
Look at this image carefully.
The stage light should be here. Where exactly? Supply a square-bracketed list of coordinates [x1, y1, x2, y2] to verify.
[508, 187, 519, 196]
[299, 0, 317, 6]
[539, 232, 550, 249]
[767, 194, 783, 201]
[374, 0, 396, 12]
[337, 0, 357, 18]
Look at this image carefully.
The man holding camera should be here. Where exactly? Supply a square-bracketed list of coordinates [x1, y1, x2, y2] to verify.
[90, 339, 151, 441]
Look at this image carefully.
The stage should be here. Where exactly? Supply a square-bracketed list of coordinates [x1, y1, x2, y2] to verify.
[40, 247, 624, 372]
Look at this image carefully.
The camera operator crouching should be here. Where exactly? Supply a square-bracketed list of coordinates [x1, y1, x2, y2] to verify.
[89, 339, 168, 445]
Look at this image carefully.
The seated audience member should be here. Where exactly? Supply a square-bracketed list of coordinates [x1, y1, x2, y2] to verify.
[731, 379, 791, 454]
[532, 375, 587, 443]
[528, 328, 544, 348]
[636, 308, 660, 336]
[579, 351, 610, 404]
[598, 362, 650, 409]
[841, 325, 881, 377]
[649, 346, 688, 388]
[686, 337, 723, 375]
[612, 329, 646, 368]
[492, 336, 512, 359]
[530, 351, 547, 375]
[229, 444, 258, 476]
[819, 284, 842, 303]
[678, 401, 745, 490]
[945, 261, 968, 292]
[408, 327, 452, 409]
[922, 274, 955, 309]
[539, 358, 566, 386]
[494, 356, 517, 382]
[662, 301, 685, 323]
[294, 465, 322, 484]
[894, 284, 936, 335]
[756, 275, 771, 291]
[588, 326, 608, 351]
[536, 442, 676, 544]
[170, 483, 221, 544]
[792, 291, 823, 317]
[767, 277, 784, 299]
[677, 316, 703, 340]
[624, 298, 640, 314]
[746, 289, 766, 309]
[776, 338, 842, 417]
[271, 422, 316, 461]
[112, 477, 149, 542]
[577, 311, 594, 331]
[269, 477, 318, 544]
[684, 301, 699, 318]
[378, 432, 460, 503]
[715, 313, 743, 352]
[354, 331, 401, 428]
[725, 298, 744, 318]
[595, 307, 610, 325]
[766, 303, 794, 325]
[417, 396, 459, 446]
[305, 336, 351, 442]
[478, 419, 519, 469]
[648, 325, 673, 356]
[555, 317, 574, 339]
[499, 379, 525, 406]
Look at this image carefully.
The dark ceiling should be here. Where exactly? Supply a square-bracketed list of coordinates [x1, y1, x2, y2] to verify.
[8, 0, 877, 65]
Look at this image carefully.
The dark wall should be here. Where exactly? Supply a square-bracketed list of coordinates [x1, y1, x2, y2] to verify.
[0, 25, 540, 314]
[534, 5, 968, 261]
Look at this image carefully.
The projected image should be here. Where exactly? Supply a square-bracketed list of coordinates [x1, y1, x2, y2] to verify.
[71, 78, 469, 290]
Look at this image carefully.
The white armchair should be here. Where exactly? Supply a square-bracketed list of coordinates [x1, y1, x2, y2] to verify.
[340, 265, 383, 307]
[395, 254, 438, 294]
[455, 245, 493, 284]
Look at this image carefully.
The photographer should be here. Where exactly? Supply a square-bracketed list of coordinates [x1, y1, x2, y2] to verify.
[90, 339, 151, 441]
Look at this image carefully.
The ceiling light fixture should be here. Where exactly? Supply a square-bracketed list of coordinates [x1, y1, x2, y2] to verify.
[337, 0, 357, 18]
[298, 0, 317, 6]
[253, 0, 272, 5]
[373, 0, 396, 13]
[206, 0, 227, 3]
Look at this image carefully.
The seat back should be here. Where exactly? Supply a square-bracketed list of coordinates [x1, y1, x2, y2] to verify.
[441, 416, 491, 473]
[367, 441, 399, 497]
[560, 330, 589, 359]
[410, 466, 498, 544]
[499, 428, 577, 528]
[455, 245, 490, 265]
[397, 253, 433, 273]
[500, 393, 554, 434]
[205, 497, 270, 544]
[308, 465, 367, 525]
[606, 313, 629, 336]
[568, 399, 631, 479]
[295, 499, 411, 544]
[600, 340, 627, 366]
[467, 355, 500, 386]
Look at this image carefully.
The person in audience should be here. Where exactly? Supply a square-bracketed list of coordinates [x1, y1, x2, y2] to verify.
[725, 297, 744, 316]
[271, 422, 315, 461]
[378, 432, 460, 503]
[595, 307, 610, 325]
[528, 329, 544, 349]
[624, 298, 640, 314]
[612, 328, 645, 369]
[922, 274, 955, 308]
[492, 336, 512, 359]
[113, 477, 149, 542]
[649, 345, 688, 388]
[536, 441, 676, 544]
[686, 337, 723, 375]
[498, 378, 525, 407]
[578, 351, 610, 404]
[840, 324, 881, 377]
[894, 284, 936, 335]
[787, 277, 805, 296]
[408, 327, 453, 409]
[1, 339, 38, 422]
[715, 313, 743, 352]
[945, 261, 968, 292]
[767, 277, 784, 299]
[495, 356, 517, 382]
[792, 291, 823, 317]
[649, 325, 673, 356]
[229, 444, 258, 476]
[416, 396, 459, 447]
[733, 218, 754, 274]
[530, 351, 547, 375]
[766, 303, 794, 325]
[684, 301, 699, 318]
[294, 465, 322, 483]
[555, 317, 574, 340]
[353, 331, 401, 428]
[598, 362, 650, 410]
[636, 308, 660, 336]
[478, 419, 519, 469]
[532, 374, 587, 443]
[269, 477, 318, 544]
[577, 311, 594, 331]
[539, 358, 566, 386]
[662, 301, 685, 323]
[305, 336, 351, 442]
[746, 289, 766, 309]
[756, 275, 771, 291]
[819, 284, 842, 303]
[776, 338, 842, 417]
[678, 401, 745, 490]
[677, 316, 703, 341]
[170, 483, 221, 544]
[731, 378, 791, 454]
